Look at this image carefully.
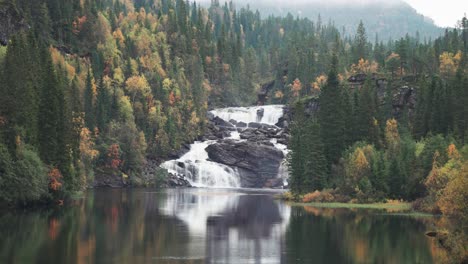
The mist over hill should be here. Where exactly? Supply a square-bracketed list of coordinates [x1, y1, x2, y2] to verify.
[199, 0, 444, 41]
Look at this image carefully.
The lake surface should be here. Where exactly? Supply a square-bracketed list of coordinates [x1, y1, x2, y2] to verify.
[0, 188, 445, 264]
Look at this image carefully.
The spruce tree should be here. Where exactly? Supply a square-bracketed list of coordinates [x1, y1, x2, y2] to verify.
[319, 55, 346, 166]
[303, 120, 328, 191]
[288, 101, 306, 195]
[84, 69, 96, 130]
[38, 46, 62, 165]
[356, 79, 380, 145]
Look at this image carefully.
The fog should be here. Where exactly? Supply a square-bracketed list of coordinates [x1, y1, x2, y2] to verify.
[196, 0, 467, 28]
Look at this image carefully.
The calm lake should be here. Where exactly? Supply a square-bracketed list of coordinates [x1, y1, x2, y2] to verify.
[0, 188, 445, 264]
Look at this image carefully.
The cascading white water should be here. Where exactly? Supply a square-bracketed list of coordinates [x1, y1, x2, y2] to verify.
[162, 140, 242, 188]
[210, 105, 284, 125]
[161, 105, 287, 188]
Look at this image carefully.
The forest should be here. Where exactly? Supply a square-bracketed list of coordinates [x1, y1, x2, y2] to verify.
[0, 0, 466, 231]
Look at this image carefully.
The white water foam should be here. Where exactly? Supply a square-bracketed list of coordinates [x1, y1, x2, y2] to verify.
[161, 105, 286, 188]
[210, 105, 284, 125]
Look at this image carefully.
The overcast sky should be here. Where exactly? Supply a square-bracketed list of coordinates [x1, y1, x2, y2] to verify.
[405, 0, 467, 27]
[201, 0, 467, 28]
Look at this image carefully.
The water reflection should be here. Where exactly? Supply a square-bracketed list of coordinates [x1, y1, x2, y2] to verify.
[0, 189, 445, 264]
[161, 189, 290, 263]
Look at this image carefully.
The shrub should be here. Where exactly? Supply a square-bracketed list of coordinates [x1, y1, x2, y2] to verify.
[0, 144, 49, 204]
[302, 191, 321, 203]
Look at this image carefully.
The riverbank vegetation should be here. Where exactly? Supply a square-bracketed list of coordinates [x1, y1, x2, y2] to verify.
[285, 16, 467, 262]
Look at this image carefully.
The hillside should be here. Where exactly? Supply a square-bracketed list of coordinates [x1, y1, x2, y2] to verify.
[200, 0, 444, 41]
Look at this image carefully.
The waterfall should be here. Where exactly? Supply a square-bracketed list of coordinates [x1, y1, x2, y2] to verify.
[161, 140, 242, 188]
[161, 105, 287, 188]
[210, 105, 284, 125]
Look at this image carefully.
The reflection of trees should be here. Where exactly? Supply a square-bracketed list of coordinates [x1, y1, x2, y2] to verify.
[0, 189, 195, 264]
[285, 207, 445, 264]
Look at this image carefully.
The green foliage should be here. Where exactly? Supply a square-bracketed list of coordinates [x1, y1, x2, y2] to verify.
[0, 143, 48, 204]
[288, 101, 327, 194]
[319, 55, 346, 166]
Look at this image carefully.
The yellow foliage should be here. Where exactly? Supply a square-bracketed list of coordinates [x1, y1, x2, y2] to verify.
[439, 51, 462, 77]
[80, 128, 99, 162]
[275, 90, 284, 99]
[438, 162, 468, 219]
[385, 119, 400, 152]
[354, 148, 370, 172]
[125, 75, 150, 101]
[350, 58, 379, 74]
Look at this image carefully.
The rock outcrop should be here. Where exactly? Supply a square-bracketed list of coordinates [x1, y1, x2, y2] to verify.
[206, 141, 284, 188]
[0, 2, 28, 46]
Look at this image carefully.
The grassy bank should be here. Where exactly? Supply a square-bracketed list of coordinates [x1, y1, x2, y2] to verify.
[289, 201, 412, 211]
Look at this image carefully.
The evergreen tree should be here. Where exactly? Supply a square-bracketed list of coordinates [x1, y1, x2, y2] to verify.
[356, 79, 379, 144]
[303, 120, 328, 191]
[288, 101, 307, 194]
[38, 47, 63, 165]
[354, 20, 367, 61]
[1, 32, 40, 148]
[84, 69, 95, 130]
[319, 55, 346, 166]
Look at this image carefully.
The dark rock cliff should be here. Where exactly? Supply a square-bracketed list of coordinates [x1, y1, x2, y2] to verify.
[0, 2, 28, 46]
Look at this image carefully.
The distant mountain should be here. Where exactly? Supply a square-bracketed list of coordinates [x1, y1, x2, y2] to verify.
[201, 0, 444, 41]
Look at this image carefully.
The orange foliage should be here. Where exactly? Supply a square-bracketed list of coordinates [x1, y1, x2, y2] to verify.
[113, 28, 125, 45]
[303, 191, 321, 203]
[168, 91, 176, 106]
[107, 144, 122, 169]
[48, 218, 60, 240]
[48, 168, 63, 191]
[311, 74, 327, 92]
[290, 78, 302, 97]
[447, 144, 460, 160]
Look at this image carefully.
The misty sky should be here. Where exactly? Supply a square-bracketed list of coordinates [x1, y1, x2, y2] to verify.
[201, 0, 467, 28]
[405, 0, 467, 27]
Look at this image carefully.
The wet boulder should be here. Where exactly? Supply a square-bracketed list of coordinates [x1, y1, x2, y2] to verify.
[206, 141, 284, 188]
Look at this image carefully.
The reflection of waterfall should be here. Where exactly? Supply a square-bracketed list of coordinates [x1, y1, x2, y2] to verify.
[160, 189, 290, 263]
[162, 105, 287, 188]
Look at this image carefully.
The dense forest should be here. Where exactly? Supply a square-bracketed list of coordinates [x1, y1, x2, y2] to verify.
[283, 13, 467, 261]
[0, 0, 466, 230]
